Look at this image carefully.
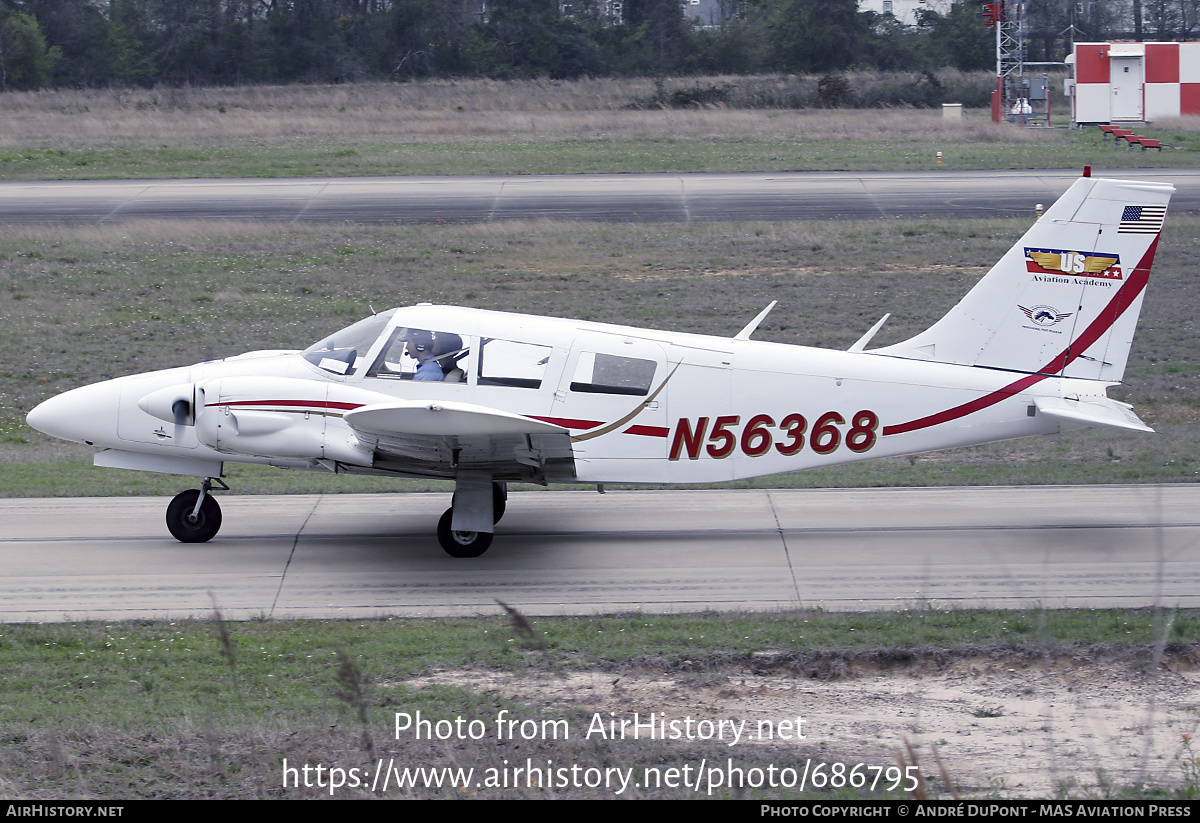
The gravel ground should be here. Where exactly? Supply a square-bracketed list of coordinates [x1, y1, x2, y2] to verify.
[409, 653, 1200, 798]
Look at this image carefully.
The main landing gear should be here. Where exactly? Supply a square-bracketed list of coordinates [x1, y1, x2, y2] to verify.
[437, 481, 506, 558]
[165, 477, 228, 543]
[164, 475, 505, 557]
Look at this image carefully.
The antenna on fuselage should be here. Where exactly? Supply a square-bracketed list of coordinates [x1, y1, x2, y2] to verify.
[733, 301, 777, 341]
[849, 313, 891, 353]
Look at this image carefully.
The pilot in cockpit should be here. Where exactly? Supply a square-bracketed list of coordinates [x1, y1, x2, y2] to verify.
[406, 330, 444, 382]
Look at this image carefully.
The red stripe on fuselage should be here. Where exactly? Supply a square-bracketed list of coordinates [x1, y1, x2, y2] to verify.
[882, 236, 1159, 437]
[623, 424, 670, 438]
[207, 399, 365, 411]
[528, 415, 604, 430]
[529, 416, 667, 437]
[208, 406, 624, 434]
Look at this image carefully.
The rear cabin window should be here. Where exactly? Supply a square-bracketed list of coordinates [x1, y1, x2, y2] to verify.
[477, 339, 552, 389]
[570, 352, 656, 396]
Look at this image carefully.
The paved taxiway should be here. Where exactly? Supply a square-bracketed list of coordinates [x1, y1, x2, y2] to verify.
[1, 485, 1196, 622]
[2, 168, 1198, 224]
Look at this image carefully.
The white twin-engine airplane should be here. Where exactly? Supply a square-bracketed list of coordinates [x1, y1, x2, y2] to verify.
[27, 174, 1172, 557]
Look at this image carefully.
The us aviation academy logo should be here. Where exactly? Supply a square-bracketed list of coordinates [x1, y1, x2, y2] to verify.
[1024, 248, 1123, 280]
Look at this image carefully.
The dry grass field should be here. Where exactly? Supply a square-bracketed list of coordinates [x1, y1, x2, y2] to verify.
[0, 77, 1195, 178]
[0, 77, 1043, 145]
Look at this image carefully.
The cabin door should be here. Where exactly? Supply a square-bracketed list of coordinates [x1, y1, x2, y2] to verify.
[551, 332, 669, 482]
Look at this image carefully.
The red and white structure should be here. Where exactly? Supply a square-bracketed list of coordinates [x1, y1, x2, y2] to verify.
[1068, 41, 1200, 124]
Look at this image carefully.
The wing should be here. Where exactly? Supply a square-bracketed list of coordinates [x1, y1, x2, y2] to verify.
[343, 400, 577, 483]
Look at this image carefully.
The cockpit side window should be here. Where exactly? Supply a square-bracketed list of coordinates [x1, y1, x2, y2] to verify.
[365, 327, 409, 377]
[570, 352, 656, 396]
[366, 328, 472, 383]
[477, 338, 552, 389]
[302, 310, 395, 376]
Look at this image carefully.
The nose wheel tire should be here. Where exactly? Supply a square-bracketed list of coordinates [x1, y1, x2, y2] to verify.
[166, 489, 222, 543]
[437, 507, 493, 557]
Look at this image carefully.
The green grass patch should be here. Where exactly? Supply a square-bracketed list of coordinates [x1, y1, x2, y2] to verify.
[0, 459, 455, 497]
[0, 135, 1193, 180]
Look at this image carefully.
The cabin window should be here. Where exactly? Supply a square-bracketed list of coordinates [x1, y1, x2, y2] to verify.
[302, 310, 395, 376]
[570, 352, 656, 396]
[477, 339, 551, 389]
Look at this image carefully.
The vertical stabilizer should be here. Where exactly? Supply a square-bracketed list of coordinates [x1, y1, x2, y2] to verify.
[872, 177, 1172, 382]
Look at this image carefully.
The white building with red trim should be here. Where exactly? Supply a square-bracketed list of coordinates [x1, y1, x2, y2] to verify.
[1067, 41, 1200, 124]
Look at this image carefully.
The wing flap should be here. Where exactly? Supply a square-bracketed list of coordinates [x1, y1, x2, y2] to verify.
[1034, 396, 1154, 433]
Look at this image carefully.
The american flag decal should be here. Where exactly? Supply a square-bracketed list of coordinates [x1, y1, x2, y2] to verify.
[1119, 205, 1167, 234]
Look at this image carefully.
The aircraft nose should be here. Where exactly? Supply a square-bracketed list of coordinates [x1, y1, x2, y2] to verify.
[26, 382, 120, 445]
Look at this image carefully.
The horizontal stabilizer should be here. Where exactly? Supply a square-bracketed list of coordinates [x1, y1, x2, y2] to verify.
[1034, 395, 1153, 433]
[344, 400, 569, 438]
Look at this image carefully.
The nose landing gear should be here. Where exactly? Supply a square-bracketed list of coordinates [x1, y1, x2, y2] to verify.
[165, 477, 228, 543]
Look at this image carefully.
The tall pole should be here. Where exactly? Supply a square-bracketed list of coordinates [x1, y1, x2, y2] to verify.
[997, 1, 1028, 122]
[996, 2, 1002, 77]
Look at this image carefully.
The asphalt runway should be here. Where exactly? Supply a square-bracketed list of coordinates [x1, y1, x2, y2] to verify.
[2, 168, 1198, 225]
[1, 485, 1196, 622]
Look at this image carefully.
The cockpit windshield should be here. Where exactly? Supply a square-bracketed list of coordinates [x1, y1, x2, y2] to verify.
[301, 310, 396, 376]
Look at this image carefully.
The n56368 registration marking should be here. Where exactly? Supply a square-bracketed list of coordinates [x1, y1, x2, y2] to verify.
[668, 410, 879, 460]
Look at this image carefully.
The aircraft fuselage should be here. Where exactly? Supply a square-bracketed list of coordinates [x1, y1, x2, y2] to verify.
[30, 304, 1093, 487]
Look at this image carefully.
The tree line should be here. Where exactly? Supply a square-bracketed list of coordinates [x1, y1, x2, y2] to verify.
[0, 0, 1193, 92]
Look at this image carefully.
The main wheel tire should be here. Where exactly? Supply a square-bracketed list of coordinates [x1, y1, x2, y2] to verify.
[437, 507, 493, 558]
[492, 482, 507, 524]
[165, 489, 222, 543]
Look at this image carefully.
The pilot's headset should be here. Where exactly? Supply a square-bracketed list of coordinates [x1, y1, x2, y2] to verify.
[408, 330, 435, 356]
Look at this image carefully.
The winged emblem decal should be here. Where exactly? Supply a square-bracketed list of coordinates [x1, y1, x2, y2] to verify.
[1025, 248, 1122, 280]
[1019, 305, 1073, 326]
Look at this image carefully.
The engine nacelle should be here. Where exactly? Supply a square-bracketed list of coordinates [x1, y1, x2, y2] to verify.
[137, 383, 197, 426]
[194, 376, 388, 466]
